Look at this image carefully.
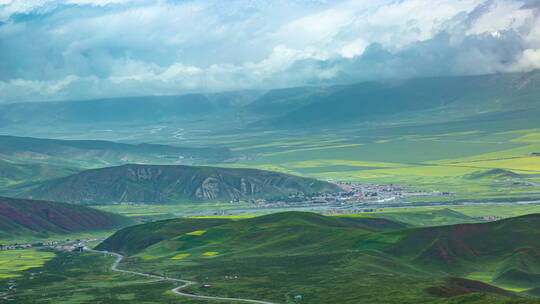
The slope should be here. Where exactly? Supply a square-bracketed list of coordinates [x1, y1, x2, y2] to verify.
[96, 212, 406, 257]
[96, 212, 540, 304]
[0, 197, 132, 239]
[0, 135, 232, 168]
[0, 91, 260, 126]
[9, 164, 341, 204]
[253, 71, 540, 129]
[0, 159, 79, 189]
[380, 214, 540, 273]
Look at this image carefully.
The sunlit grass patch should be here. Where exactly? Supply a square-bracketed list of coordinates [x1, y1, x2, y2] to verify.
[0, 249, 55, 278]
[310, 165, 478, 182]
[170, 253, 190, 260]
[124, 213, 167, 217]
[466, 272, 494, 282]
[185, 230, 206, 236]
[427, 143, 540, 164]
[218, 163, 300, 175]
[462, 272, 532, 292]
[262, 144, 363, 156]
[231, 141, 307, 151]
[283, 159, 403, 169]
[202, 251, 219, 257]
[510, 130, 540, 143]
[500, 287, 532, 292]
[191, 216, 252, 220]
[435, 130, 483, 137]
[448, 156, 540, 172]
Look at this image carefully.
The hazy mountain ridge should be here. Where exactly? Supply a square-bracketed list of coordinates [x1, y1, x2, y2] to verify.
[0, 135, 232, 168]
[0, 91, 261, 125]
[1, 72, 539, 137]
[253, 71, 540, 128]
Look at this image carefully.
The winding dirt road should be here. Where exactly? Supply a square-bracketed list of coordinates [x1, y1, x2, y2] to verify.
[86, 249, 277, 304]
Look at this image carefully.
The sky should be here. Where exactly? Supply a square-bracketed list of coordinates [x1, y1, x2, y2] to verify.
[0, 0, 539, 103]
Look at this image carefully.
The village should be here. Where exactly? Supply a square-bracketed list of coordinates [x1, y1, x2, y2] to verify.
[0, 238, 103, 252]
[234, 181, 454, 208]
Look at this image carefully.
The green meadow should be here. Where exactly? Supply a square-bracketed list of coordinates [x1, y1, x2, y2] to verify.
[198, 126, 540, 203]
[91, 212, 540, 304]
[0, 249, 55, 279]
[96, 202, 253, 219]
[1, 251, 211, 304]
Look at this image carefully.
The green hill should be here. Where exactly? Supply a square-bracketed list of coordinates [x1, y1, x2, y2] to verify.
[0, 135, 232, 168]
[0, 197, 132, 239]
[0, 159, 79, 189]
[370, 208, 478, 227]
[96, 212, 540, 303]
[376, 214, 540, 274]
[97, 212, 408, 256]
[9, 164, 340, 204]
[464, 168, 521, 180]
[96, 217, 233, 255]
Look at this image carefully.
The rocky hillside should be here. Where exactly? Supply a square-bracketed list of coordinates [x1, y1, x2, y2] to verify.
[0, 197, 132, 239]
[11, 164, 340, 204]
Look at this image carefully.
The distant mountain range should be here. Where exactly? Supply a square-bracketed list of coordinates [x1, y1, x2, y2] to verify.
[251, 71, 540, 128]
[7, 164, 340, 204]
[0, 197, 132, 239]
[0, 91, 260, 126]
[1, 71, 538, 135]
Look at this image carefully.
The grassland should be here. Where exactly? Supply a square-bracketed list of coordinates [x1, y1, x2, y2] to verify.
[0, 249, 55, 279]
[200, 126, 540, 203]
[338, 208, 479, 227]
[1, 250, 219, 303]
[4, 246, 517, 304]
[0, 230, 117, 246]
[2, 209, 540, 303]
[5, 110, 540, 206]
[93, 212, 540, 304]
[377, 204, 540, 219]
[95, 202, 253, 220]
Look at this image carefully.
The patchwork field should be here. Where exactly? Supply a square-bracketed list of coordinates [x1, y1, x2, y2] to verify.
[0, 249, 55, 279]
[202, 127, 540, 202]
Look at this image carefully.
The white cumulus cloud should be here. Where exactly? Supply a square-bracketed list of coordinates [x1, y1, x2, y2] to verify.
[0, 0, 539, 103]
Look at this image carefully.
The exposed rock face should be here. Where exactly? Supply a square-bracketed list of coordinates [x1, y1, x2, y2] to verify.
[196, 177, 221, 200]
[11, 164, 340, 204]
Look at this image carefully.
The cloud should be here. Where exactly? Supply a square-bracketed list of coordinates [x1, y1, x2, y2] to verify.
[0, 0, 539, 103]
